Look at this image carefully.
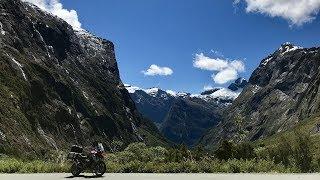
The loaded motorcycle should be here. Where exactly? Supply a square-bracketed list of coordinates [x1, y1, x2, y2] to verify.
[67, 143, 106, 177]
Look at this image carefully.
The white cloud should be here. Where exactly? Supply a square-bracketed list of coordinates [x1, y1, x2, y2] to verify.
[142, 64, 173, 76]
[235, 0, 320, 26]
[193, 53, 245, 84]
[193, 53, 229, 71]
[203, 85, 214, 91]
[166, 90, 177, 96]
[208, 88, 240, 100]
[230, 60, 245, 72]
[212, 68, 238, 84]
[23, 0, 82, 29]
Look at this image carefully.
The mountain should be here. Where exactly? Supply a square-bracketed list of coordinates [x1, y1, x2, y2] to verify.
[126, 87, 175, 127]
[160, 96, 222, 146]
[228, 78, 248, 91]
[199, 43, 320, 149]
[126, 80, 246, 146]
[0, 0, 167, 157]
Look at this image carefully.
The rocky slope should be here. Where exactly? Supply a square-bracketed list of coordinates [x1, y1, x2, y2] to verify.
[126, 79, 246, 146]
[0, 0, 167, 157]
[127, 88, 175, 128]
[200, 43, 320, 149]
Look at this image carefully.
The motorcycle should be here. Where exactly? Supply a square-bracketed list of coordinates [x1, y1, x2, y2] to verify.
[67, 144, 106, 177]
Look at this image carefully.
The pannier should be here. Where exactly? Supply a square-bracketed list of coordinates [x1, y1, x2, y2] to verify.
[70, 145, 83, 153]
[67, 152, 77, 159]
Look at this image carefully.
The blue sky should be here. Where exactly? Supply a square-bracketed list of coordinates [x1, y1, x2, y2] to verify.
[47, 0, 320, 93]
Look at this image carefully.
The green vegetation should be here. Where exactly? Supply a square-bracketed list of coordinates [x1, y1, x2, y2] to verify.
[0, 158, 69, 173]
[1, 129, 319, 174]
[104, 142, 293, 173]
[0, 142, 291, 173]
[104, 130, 320, 173]
[256, 131, 317, 172]
[252, 114, 320, 172]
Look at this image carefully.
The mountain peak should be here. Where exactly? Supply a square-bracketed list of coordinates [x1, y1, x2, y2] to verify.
[278, 42, 302, 55]
[124, 84, 142, 93]
[127, 76, 248, 103]
[228, 77, 248, 91]
[144, 87, 160, 97]
[259, 43, 304, 68]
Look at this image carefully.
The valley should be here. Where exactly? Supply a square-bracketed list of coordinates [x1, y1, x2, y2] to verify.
[126, 78, 247, 146]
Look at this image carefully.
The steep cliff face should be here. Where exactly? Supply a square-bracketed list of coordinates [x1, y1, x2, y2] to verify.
[200, 43, 320, 149]
[0, 0, 165, 157]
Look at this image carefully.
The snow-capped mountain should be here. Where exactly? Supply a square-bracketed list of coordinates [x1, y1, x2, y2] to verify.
[125, 78, 247, 146]
[125, 79, 246, 105]
[228, 77, 248, 91]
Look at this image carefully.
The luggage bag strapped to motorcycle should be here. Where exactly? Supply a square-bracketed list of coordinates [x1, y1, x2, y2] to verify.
[68, 145, 84, 159]
[70, 145, 83, 153]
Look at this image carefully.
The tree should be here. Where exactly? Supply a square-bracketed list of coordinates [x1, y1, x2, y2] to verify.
[165, 148, 183, 162]
[268, 136, 292, 167]
[110, 140, 124, 152]
[235, 142, 256, 160]
[214, 140, 236, 160]
[293, 131, 313, 172]
[179, 144, 190, 160]
[193, 145, 205, 161]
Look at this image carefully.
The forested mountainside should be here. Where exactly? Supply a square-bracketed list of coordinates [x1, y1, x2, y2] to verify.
[0, 0, 167, 157]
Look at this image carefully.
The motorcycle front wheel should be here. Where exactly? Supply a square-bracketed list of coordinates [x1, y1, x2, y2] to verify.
[71, 163, 81, 177]
[94, 161, 106, 177]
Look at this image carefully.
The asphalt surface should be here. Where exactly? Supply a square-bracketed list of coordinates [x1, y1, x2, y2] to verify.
[0, 173, 320, 180]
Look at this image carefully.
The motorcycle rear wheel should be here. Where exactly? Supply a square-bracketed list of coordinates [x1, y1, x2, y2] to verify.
[94, 161, 106, 177]
[71, 163, 81, 177]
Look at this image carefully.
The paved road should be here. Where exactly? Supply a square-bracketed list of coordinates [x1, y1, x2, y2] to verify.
[0, 173, 320, 180]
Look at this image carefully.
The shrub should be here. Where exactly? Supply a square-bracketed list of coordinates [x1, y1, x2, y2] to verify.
[106, 161, 123, 173]
[124, 142, 147, 155]
[112, 150, 136, 163]
[214, 140, 256, 161]
[165, 148, 180, 162]
[293, 131, 313, 172]
[192, 146, 206, 161]
[110, 140, 124, 152]
[145, 146, 167, 162]
[235, 143, 256, 160]
[122, 160, 143, 173]
[268, 136, 292, 167]
[109, 142, 168, 163]
[214, 140, 236, 160]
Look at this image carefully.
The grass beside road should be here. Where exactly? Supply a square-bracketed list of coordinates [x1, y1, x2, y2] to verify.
[0, 158, 69, 173]
[1, 129, 319, 174]
[106, 159, 295, 173]
[0, 157, 294, 174]
[0, 142, 295, 174]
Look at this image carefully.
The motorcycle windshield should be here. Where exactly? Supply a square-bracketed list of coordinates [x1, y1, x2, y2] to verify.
[98, 143, 105, 152]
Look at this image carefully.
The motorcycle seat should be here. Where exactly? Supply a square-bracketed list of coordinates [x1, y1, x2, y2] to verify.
[80, 154, 87, 158]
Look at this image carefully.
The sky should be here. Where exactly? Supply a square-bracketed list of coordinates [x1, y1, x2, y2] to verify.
[24, 0, 320, 94]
